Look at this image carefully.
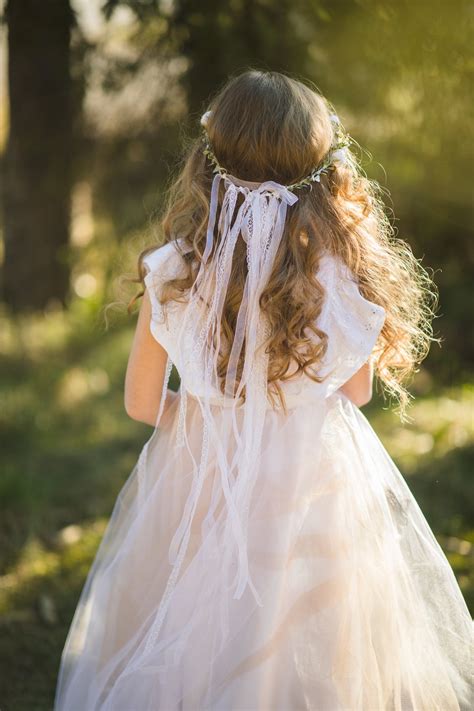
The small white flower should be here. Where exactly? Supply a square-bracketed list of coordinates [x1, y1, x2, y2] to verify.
[331, 148, 349, 164]
[200, 110, 212, 127]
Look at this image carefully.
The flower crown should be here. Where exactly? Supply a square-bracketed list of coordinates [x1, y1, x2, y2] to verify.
[200, 109, 352, 192]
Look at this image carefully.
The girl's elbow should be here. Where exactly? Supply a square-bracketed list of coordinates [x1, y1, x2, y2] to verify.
[342, 382, 373, 407]
[124, 395, 145, 423]
[356, 391, 373, 407]
[124, 390, 163, 426]
[354, 384, 373, 407]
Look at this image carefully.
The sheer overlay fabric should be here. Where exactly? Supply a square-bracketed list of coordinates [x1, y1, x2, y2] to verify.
[55, 237, 473, 711]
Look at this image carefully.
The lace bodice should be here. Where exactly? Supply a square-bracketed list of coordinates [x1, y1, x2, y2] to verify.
[143, 238, 385, 407]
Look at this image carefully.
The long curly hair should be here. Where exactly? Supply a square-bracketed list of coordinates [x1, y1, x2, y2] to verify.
[133, 70, 436, 415]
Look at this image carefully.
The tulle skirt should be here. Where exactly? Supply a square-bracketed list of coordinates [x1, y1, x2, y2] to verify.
[54, 392, 473, 710]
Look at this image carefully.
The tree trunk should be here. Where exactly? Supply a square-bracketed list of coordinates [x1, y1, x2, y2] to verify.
[3, 0, 73, 311]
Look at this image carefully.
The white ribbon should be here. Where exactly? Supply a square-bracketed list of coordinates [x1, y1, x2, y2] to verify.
[141, 170, 299, 659]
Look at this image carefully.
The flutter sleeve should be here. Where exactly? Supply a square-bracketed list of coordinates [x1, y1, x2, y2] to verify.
[316, 254, 386, 398]
[141, 245, 174, 351]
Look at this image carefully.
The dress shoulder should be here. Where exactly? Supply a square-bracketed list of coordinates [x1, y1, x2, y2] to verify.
[142, 238, 190, 351]
[315, 252, 386, 397]
[142, 237, 190, 277]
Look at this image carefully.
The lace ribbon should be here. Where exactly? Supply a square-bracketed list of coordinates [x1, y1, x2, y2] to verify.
[139, 171, 299, 659]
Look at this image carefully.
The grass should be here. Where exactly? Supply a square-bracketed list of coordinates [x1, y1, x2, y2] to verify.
[0, 301, 472, 710]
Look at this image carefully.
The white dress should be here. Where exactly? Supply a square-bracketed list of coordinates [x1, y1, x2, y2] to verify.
[55, 239, 473, 711]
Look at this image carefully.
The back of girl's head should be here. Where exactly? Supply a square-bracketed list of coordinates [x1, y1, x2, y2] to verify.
[203, 71, 333, 185]
[139, 69, 436, 417]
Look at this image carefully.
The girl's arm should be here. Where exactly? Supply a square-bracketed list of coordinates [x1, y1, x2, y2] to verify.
[124, 289, 173, 427]
[339, 360, 374, 407]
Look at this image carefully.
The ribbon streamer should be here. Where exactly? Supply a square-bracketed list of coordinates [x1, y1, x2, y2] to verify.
[140, 171, 299, 660]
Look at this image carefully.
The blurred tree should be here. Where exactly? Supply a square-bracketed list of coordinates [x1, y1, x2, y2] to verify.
[2, 0, 74, 311]
[101, 0, 321, 122]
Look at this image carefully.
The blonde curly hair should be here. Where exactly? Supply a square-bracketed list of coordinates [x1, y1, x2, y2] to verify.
[133, 70, 436, 415]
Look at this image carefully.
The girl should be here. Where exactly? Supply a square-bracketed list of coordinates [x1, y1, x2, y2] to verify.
[55, 70, 472, 710]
